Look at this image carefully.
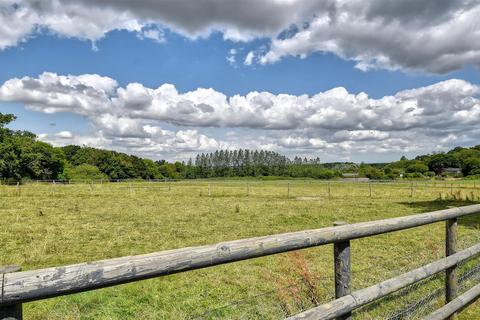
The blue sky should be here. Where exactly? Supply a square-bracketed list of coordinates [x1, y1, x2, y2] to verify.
[1, 1, 480, 162]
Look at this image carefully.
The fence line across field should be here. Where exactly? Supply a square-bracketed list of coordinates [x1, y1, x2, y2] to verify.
[2, 177, 478, 185]
[1, 180, 479, 202]
[3, 179, 479, 194]
[1, 204, 480, 319]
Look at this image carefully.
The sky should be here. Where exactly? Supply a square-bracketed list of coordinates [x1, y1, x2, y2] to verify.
[0, 0, 480, 162]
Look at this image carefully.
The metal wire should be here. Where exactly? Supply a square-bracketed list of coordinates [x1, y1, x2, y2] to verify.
[384, 259, 480, 320]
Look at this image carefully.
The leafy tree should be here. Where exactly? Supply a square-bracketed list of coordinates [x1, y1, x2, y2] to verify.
[63, 164, 108, 181]
[406, 163, 429, 174]
[462, 157, 480, 176]
[428, 153, 460, 175]
[0, 113, 65, 181]
[359, 165, 385, 180]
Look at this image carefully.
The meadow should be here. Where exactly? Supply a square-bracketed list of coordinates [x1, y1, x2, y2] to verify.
[1, 179, 480, 319]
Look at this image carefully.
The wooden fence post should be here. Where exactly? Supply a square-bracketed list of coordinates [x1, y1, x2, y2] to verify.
[446, 217, 458, 320]
[287, 183, 290, 198]
[410, 182, 414, 197]
[0, 265, 22, 320]
[369, 182, 372, 198]
[208, 183, 211, 197]
[333, 221, 352, 320]
[328, 182, 331, 198]
[246, 183, 249, 196]
[16, 181, 20, 196]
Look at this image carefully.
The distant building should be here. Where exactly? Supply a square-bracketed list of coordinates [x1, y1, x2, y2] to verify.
[342, 173, 359, 178]
[443, 167, 462, 175]
[341, 173, 369, 182]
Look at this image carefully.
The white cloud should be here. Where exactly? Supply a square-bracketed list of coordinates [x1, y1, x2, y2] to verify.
[55, 130, 73, 139]
[257, 1, 480, 73]
[0, 72, 117, 114]
[244, 51, 255, 65]
[2, 72, 480, 160]
[226, 48, 237, 66]
[137, 27, 165, 43]
[1, 1, 480, 72]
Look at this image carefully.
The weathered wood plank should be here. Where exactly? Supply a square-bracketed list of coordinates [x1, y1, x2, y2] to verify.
[333, 221, 351, 320]
[424, 283, 480, 320]
[1, 205, 480, 306]
[287, 243, 480, 320]
[445, 218, 458, 320]
[0, 265, 22, 319]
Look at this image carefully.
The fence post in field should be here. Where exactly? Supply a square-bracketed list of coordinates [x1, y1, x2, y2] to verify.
[328, 182, 331, 198]
[0, 265, 22, 320]
[208, 183, 211, 197]
[369, 182, 372, 198]
[16, 181, 20, 196]
[445, 217, 458, 320]
[333, 221, 352, 320]
[168, 182, 171, 191]
[246, 183, 249, 196]
[410, 182, 414, 197]
[287, 183, 290, 198]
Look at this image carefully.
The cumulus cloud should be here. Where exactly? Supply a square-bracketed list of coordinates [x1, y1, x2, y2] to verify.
[1, 1, 480, 72]
[0, 72, 117, 114]
[40, 126, 225, 161]
[1, 72, 480, 160]
[55, 130, 73, 139]
[259, 0, 480, 73]
[0, 0, 323, 47]
[137, 26, 165, 43]
[226, 48, 237, 66]
[244, 51, 255, 65]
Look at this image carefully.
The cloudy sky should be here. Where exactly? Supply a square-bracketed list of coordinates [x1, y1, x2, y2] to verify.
[1, 0, 480, 162]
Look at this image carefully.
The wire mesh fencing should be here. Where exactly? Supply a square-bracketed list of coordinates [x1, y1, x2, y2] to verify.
[186, 255, 480, 320]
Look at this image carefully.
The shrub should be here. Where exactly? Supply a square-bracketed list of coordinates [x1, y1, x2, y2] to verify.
[361, 167, 385, 180]
[406, 163, 429, 174]
[62, 164, 108, 181]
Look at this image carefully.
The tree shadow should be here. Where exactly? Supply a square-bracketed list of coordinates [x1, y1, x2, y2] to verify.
[398, 199, 480, 229]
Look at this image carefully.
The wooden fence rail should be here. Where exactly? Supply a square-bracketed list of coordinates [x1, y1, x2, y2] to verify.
[1, 204, 480, 319]
[287, 244, 480, 320]
[425, 283, 480, 320]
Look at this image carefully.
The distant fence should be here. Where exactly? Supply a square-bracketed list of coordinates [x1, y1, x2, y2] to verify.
[1, 205, 480, 319]
[1, 179, 479, 201]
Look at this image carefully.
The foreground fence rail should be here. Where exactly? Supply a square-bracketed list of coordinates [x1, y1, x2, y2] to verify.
[1, 205, 480, 319]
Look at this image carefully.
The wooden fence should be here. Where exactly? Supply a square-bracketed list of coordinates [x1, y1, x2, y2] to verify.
[1, 204, 480, 319]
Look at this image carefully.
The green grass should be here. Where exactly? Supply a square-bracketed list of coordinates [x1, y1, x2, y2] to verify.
[1, 180, 480, 319]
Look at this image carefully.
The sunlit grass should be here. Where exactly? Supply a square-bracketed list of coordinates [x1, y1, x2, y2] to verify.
[1, 180, 479, 319]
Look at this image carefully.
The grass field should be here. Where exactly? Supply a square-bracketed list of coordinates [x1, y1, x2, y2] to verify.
[1, 179, 480, 319]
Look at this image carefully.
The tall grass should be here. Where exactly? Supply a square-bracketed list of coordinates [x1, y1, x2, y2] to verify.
[0, 180, 479, 319]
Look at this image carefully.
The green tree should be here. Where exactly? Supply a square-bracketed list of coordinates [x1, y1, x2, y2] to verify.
[0, 113, 65, 180]
[63, 164, 108, 181]
[428, 153, 460, 175]
[462, 157, 480, 176]
[406, 163, 429, 174]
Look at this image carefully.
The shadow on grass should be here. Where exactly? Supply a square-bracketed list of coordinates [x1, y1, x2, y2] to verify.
[398, 199, 480, 229]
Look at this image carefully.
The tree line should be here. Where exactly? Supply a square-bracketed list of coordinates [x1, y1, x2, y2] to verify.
[1, 112, 480, 182]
